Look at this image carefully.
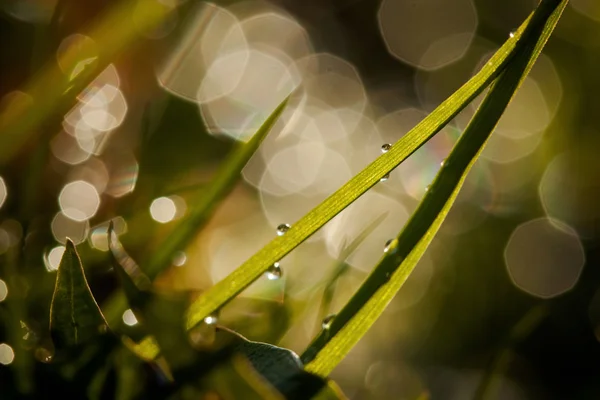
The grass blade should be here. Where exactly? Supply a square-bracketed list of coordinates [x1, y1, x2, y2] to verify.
[100, 95, 290, 324]
[108, 222, 152, 311]
[318, 213, 388, 322]
[301, 0, 568, 375]
[184, 4, 545, 331]
[50, 239, 108, 349]
[144, 95, 291, 279]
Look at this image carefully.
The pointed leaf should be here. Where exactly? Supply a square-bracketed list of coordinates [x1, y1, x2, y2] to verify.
[50, 239, 108, 349]
[301, 0, 568, 375]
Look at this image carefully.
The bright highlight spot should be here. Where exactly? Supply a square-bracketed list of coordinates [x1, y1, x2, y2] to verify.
[150, 197, 177, 223]
[0, 343, 15, 365]
[0, 177, 6, 209]
[172, 251, 187, 267]
[122, 309, 138, 326]
[44, 246, 66, 272]
[59, 180, 101, 222]
[0, 279, 7, 302]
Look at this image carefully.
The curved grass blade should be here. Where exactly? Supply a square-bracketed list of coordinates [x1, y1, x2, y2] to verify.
[318, 213, 388, 323]
[101, 95, 290, 324]
[144, 94, 291, 279]
[0, 0, 174, 165]
[50, 239, 108, 349]
[301, 0, 568, 375]
[184, 5, 544, 331]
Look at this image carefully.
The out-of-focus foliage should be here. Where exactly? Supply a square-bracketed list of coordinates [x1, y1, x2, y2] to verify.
[1, 0, 600, 398]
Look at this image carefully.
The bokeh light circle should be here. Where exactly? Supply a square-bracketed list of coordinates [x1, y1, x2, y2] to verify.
[504, 218, 585, 299]
[0, 177, 7, 209]
[58, 181, 101, 222]
[378, 0, 478, 70]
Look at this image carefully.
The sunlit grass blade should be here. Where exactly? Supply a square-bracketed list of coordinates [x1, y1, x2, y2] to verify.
[184, 4, 545, 331]
[0, 0, 173, 164]
[100, 95, 290, 324]
[144, 95, 291, 279]
[300, 0, 568, 375]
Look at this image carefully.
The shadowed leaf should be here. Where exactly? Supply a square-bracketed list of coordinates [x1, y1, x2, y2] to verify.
[50, 239, 108, 349]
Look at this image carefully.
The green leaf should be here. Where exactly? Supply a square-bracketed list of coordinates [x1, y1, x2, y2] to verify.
[101, 92, 291, 327]
[144, 93, 292, 279]
[202, 354, 284, 400]
[184, 2, 544, 331]
[50, 239, 108, 349]
[300, 0, 568, 376]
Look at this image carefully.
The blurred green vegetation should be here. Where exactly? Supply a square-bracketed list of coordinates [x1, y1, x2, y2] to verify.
[1, 0, 600, 399]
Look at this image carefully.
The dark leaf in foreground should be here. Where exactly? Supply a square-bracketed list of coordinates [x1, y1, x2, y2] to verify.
[50, 239, 108, 350]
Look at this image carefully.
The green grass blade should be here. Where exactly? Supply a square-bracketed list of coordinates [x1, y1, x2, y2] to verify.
[184, 5, 544, 331]
[0, 0, 172, 165]
[301, 0, 568, 375]
[100, 96, 290, 324]
[50, 239, 108, 349]
[144, 95, 291, 279]
[318, 213, 388, 322]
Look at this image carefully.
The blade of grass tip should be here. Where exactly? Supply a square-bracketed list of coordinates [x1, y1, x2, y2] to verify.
[183, 5, 544, 331]
[301, 0, 568, 375]
[0, 0, 174, 165]
[318, 213, 389, 322]
[144, 94, 292, 279]
[100, 93, 291, 327]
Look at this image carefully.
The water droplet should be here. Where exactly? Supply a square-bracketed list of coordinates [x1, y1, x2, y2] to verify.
[381, 143, 392, 153]
[383, 239, 395, 253]
[276, 223, 291, 236]
[266, 262, 282, 280]
[204, 314, 218, 325]
[425, 185, 430, 192]
[322, 314, 336, 330]
[380, 174, 390, 182]
[440, 159, 446, 167]
[509, 31, 515, 38]
[172, 251, 187, 267]
[122, 309, 138, 326]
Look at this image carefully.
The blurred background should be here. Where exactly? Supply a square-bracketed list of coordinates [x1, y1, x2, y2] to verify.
[1, 0, 600, 398]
